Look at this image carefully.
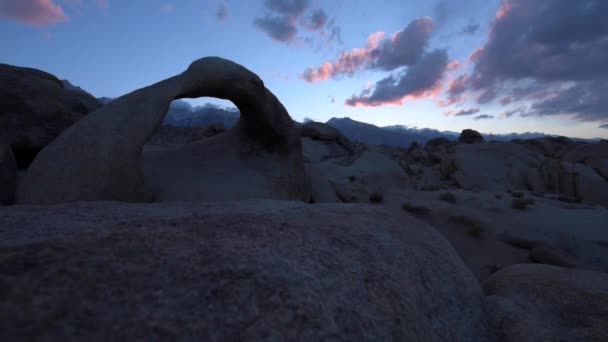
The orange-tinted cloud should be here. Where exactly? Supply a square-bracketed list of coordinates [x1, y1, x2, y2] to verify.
[345, 49, 448, 107]
[0, 0, 68, 26]
[301, 31, 384, 82]
[301, 17, 434, 83]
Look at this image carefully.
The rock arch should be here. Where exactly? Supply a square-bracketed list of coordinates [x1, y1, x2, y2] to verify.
[18, 57, 310, 204]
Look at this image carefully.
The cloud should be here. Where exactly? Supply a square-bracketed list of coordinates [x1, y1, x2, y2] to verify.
[301, 17, 433, 82]
[599, 123, 608, 129]
[301, 31, 384, 82]
[460, 22, 480, 35]
[445, 107, 480, 116]
[96, 0, 108, 9]
[253, 0, 335, 44]
[302, 8, 326, 30]
[345, 49, 448, 107]
[0, 0, 68, 25]
[444, 75, 469, 105]
[217, 2, 229, 20]
[473, 114, 493, 120]
[451, 0, 608, 123]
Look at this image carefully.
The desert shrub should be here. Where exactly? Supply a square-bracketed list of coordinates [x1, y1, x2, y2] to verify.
[449, 215, 484, 239]
[525, 198, 535, 205]
[348, 175, 356, 182]
[369, 191, 384, 203]
[495, 193, 502, 199]
[439, 192, 456, 203]
[402, 203, 431, 216]
[511, 198, 529, 210]
[511, 192, 525, 198]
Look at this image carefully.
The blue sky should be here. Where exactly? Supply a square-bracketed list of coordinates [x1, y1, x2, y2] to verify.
[1, 0, 607, 138]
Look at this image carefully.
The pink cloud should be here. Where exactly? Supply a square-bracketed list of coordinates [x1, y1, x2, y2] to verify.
[0, 0, 68, 26]
[496, 0, 512, 19]
[468, 47, 484, 62]
[300, 31, 384, 82]
[447, 60, 461, 71]
[97, 0, 109, 9]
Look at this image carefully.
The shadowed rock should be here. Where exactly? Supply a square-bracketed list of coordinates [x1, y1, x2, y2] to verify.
[0, 64, 101, 168]
[0, 144, 17, 205]
[0, 200, 492, 341]
[18, 57, 309, 204]
[458, 129, 485, 144]
[484, 264, 608, 341]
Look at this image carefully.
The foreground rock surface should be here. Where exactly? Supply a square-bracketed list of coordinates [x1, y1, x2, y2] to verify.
[0, 201, 490, 341]
[484, 264, 608, 342]
[18, 57, 308, 204]
[0, 64, 101, 168]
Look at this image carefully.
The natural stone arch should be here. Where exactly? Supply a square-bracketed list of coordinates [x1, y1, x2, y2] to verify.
[18, 57, 310, 204]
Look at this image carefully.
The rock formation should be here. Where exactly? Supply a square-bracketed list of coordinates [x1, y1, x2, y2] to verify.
[0, 200, 492, 341]
[458, 129, 485, 144]
[485, 264, 608, 341]
[0, 144, 17, 205]
[0, 64, 101, 168]
[18, 57, 309, 204]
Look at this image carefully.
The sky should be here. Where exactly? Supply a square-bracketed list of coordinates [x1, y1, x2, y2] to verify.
[0, 0, 607, 139]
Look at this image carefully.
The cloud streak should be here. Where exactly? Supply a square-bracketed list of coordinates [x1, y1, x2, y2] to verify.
[0, 0, 68, 25]
[445, 107, 480, 116]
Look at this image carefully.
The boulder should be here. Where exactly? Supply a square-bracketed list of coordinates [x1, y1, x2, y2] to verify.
[458, 129, 485, 144]
[563, 142, 608, 180]
[301, 121, 356, 155]
[449, 142, 540, 191]
[0, 64, 101, 168]
[0, 144, 17, 205]
[18, 57, 309, 204]
[0, 200, 492, 341]
[539, 160, 608, 206]
[529, 246, 577, 268]
[521, 136, 577, 158]
[484, 264, 608, 342]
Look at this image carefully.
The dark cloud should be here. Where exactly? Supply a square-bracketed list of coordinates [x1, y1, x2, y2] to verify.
[345, 49, 448, 107]
[455, 0, 608, 123]
[254, 16, 297, 42]
[264, 0, 308, 17]
[528, 80, 608, 122]
[473, 114, 493, 120]
[500, 106, 527, 118]
[301, 18, 433, 82]
[450, 107, 480, 116]
[302, 8, 327, 30]
[371, 17, 433, 70]
[217, 2, 229, 21]
[460, 22, 480, 35]
[599, 123, 608, 129]
[254, 0, 336, 44]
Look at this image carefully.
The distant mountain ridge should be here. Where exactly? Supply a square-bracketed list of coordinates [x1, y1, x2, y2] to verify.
[324, 117, 572, 147]
[86, 88, 597, 145]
